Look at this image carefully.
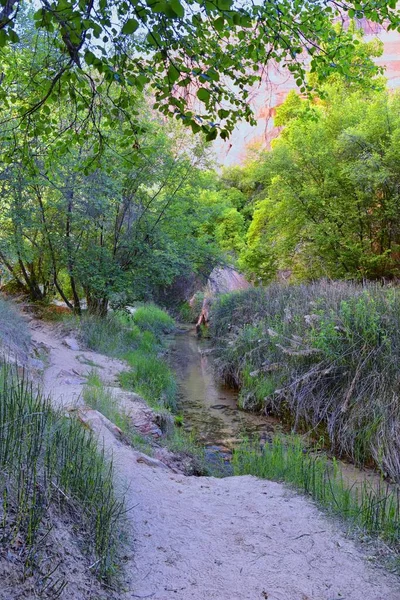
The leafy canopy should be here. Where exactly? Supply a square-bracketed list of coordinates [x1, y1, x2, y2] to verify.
[0, 0, 399, 147]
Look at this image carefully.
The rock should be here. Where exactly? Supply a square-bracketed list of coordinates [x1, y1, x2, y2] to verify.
[154, 411, 174, 435]
[63, 337, 80, 351]
[136, 453, 170, 470]
[76, 408, 124, 439]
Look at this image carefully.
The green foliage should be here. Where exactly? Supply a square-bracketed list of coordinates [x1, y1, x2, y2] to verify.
[210, 283, 400, 481]
[84, 361, 212, 475]
[129, 304, 175, 337]
[0, 365, 123, 583]
[120, 351, 177, 411]
[0, 22, 224, 311]
[77, 303, 178, 411]
[233, 436, 400, 548]
[178, 302, 193, 323]
[178, 292, 205, 323]
[234, 78, 400, 283]
[1, 2, 395, 147]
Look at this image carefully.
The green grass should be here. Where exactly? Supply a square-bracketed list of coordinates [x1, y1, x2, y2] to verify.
[83, 371, 153, 455]
[72, 304, 178, 411]
[76, 313, 142, 357]
[0, 365, 124, 584]
[74, 304, 216, 474]
[84, 371, 213, 475]
[233, 436, 400, 548]
[120, 351, 177, 411]
[127, 304, 175, 337]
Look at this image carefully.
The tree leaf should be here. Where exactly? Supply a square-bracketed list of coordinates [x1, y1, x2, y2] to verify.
[122, 18, 139, 34]
[197, 88, 211, 103]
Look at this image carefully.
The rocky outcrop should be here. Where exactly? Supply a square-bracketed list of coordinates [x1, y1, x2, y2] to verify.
[195, 266, 250, 333]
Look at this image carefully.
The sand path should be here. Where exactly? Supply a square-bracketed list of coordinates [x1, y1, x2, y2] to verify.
[30, 320, 400, 600]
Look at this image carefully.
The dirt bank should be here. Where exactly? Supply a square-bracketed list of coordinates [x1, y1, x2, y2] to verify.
[30, 320, 400, 600]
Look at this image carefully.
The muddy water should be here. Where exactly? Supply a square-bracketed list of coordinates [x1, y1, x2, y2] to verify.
[169, 329, 281, 460]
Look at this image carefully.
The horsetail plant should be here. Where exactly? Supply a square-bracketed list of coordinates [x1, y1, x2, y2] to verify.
[0, 363, 124, 585]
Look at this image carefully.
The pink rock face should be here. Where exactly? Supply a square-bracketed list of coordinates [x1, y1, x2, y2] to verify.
[215, 23, 400, 166]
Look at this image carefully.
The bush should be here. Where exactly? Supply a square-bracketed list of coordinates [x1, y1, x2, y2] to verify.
[0, 365, 123, 583]
[129, 304, 175, 337]
[210, 282, 400, 481]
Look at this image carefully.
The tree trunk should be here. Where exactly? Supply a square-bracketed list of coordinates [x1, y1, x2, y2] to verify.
[86, 295, 108, 317]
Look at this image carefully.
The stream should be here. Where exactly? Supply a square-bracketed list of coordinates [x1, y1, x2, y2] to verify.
[169, 328, 282, 463]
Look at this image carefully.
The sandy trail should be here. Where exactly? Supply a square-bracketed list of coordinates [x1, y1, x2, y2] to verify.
[30, 320, 400, 600]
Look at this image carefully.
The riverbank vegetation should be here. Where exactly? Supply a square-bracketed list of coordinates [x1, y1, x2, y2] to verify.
[76, 304, 176, 410]
[233, 436, 400, 557]
[77, 303, 210, 473]
[210, 283, 400, 482]
[2, 1, 400, 591]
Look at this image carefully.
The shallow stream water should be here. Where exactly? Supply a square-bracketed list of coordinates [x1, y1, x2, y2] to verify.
[168, 328, 282, 462]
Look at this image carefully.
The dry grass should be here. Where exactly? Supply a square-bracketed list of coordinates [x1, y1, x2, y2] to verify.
[210, 282, 400, 481]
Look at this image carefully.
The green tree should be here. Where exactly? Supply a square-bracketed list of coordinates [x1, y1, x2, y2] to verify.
[0, 1, 398, 149]
[237, 79, 400, 282]
[0, 63, 223, 312]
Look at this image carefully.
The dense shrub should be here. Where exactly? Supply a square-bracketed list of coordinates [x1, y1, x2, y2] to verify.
[129, 304, 175, 337]
[210, 282, 400, 481]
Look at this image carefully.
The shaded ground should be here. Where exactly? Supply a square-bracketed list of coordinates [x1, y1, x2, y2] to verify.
[29, 320, 400, 600]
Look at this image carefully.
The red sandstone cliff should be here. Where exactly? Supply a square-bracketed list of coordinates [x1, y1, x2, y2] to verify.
[216, 23, 400, 166]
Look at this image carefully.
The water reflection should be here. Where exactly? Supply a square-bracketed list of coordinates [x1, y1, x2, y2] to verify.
[169, 329, 280, 459]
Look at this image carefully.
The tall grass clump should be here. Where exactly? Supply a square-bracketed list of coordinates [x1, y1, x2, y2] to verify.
[210, 282, 400, 481]
[0, 365, 124, 583]
[78, 312, 142, 356]
[120, 351, 177, 411]
[128, 304, 175, 337]
[233, 436, 400, 549]
[0, 296, 30, 357]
